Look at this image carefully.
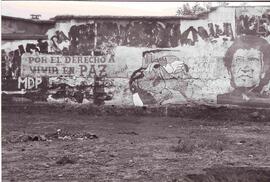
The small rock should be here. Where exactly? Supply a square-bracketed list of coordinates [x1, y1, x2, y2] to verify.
[250, 111, 259, 118]
[226, 162, 235, 166]
[109, 153, 117, 157]
[56, 156, 76, 165]
[42, 163, 50, 168]
[83, 133, 98, 139]
[31, 136, 39, 141]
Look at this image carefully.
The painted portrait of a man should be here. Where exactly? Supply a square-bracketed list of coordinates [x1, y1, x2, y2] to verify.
[217, 35, 270, 107]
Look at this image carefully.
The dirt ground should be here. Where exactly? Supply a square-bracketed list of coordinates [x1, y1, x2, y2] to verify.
[2, 110, 270, 182]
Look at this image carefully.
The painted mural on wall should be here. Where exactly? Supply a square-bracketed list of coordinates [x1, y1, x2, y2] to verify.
[96, 20, 180, 48]
[2, 39, 49, 89]
[128, 48, 226, 106]
[21, 54, 116, 78]
[236, 7, 270, 38]
[180, 22, 234, 46]
[49, 23, 96, 56]
[217, 35, 270, 107]
[129, 51, 191, 106]
[2, 6, 270, 107]
[48, 20, 234, 53]
[1, 40, 115, 104]
[48, 20, 181, 57]
[128, 35, 270, 107]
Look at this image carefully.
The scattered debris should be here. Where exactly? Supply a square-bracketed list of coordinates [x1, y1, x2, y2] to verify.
[137, 169, 149, 176]
[58, 136, 72, 140]
[46, 130, 98, 141]
[6, 130, 98, 143]
[11, 134, 48, 143]
[118, 131, 138, 135]
[80, 132, 98, 139]
[75, 132, 98, 140]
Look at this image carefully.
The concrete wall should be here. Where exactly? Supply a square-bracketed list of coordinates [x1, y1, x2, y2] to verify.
[2, 6, 270, 108]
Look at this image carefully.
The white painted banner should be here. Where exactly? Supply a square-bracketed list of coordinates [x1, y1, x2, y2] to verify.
[21, 53, 127, 78]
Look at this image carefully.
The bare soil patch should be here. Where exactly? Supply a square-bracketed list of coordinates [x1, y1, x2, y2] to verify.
[2, 111, 270, 181]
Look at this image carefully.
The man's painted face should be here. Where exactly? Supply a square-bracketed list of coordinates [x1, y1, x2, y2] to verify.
[231, 48, 264, 88]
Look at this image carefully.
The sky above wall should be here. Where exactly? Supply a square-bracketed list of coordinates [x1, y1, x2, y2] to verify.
[2, 1, 270, 20]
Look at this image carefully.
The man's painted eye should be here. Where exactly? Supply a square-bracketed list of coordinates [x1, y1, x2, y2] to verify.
[248, 57, 259, 62]
[235, 57, 244, 62]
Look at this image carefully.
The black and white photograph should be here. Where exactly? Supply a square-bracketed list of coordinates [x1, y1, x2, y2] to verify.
[2, 1, 270, 181]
